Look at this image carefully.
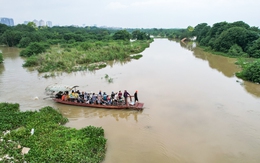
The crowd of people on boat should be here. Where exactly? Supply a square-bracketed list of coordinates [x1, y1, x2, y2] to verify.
[55, 89, 139, 106]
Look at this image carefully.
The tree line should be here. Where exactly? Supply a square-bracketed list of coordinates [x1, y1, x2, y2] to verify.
[0, 22, 153, 73]
[190, 21, 260, 83]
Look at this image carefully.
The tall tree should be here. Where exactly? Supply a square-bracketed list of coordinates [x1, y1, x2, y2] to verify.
[113, 30, 131, 41]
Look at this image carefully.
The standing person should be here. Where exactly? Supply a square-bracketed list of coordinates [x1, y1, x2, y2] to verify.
[123, 90, 130, 105]
[134, 90, 139, 103]
[118, 91, 122, 100]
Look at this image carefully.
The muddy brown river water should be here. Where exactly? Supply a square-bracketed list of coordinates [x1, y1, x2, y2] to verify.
[1, 39, 260, 163]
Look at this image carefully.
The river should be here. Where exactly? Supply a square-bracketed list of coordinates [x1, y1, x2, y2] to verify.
[1, 39, 260, 163]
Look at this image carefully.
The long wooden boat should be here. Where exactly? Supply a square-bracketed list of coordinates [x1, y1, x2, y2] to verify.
[53, 98, 144, 110]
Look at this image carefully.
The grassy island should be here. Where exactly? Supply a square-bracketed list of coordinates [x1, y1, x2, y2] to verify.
[0, 103, 106, 162]
[23, 39, 152, 73]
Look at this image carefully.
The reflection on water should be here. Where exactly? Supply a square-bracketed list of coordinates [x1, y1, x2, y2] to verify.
[243, 81, 260, 97]
[180, 41, 239, 78]
[57, 105, 143, 122]
[0, 63, 4, 74]
[192, 48, 239, 78]
[179, 40, 260, 98]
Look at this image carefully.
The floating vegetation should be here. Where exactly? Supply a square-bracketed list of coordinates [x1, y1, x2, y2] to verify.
[42, 72, 56, 78]
[0, 103, 107, 162]
[104, 74, 113, 83]
[130, 54, 143, 59]
[88, 62, 107, 71]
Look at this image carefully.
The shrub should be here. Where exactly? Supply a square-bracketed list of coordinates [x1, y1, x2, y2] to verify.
[236, 60, 260, 83]
[23, 55, 39, 67]
[228, 44, 248, 57]
[20, 42, 50, 57]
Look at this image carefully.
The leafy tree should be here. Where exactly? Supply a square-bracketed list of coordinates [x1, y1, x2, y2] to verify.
[113, 30, 131, 41]
[228, 44, 248, 57]
[214, 27, 246, 52]
[0, 23, 9, 35]
[14, 24, 35, 32]
[18, 37, 32, 48]
[229, 21, 250, 29]
[249, 26, 260, 32]
[237, 60, 260, 83]
[132, 30, 150, 40]
[27, 22, 38, 30]
[193, 23, 208, 37]
[207, 21, 229, 38]
[246, 38, 260, 58]
[214, 27, 258, 53]
[20, 42, 49, 57]
[196, 25, 211, 44]
[0, 30, 23, 47]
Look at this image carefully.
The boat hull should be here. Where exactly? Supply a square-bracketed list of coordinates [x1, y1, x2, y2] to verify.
[53, 98, 144, 110]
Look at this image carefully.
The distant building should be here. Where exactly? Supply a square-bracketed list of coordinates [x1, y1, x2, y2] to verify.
[39, 19, 45, 26]
[0, 17, 14, 26]
[33, 19, 39, 26]
[23, 21, 29, 25]
[46, 21, 52, 27]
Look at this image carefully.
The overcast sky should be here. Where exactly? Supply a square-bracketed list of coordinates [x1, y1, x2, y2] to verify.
[0, 0, 258, 28]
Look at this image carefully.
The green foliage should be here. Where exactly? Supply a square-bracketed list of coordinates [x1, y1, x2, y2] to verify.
[193, 23, 209, 41]
[22, 55, 39, 67]
[27, 22, 37, 30]
[0, 103, 35, 131]
[0, 30, 23, 47]
[23, 40, 151, 72]
[246, 38, 260, 58]
[18, 37, 32, 48]
[214, 27, 250, 52]
[228, 44, 248, 57]
[192, 20, 260, 83]
[20, 42, 50, 57]
[194, 21, 260, 57]
[104, 74, 113, 83]
[0, 52, 3, 63]
[130, 54, 143, 59]
[132, 30, 150, 40]
[113, 30, 131, 41]
[0, 23, 10, 35]
[0, 24, 153, 73]
[236, 60, 260, 83]
[0, 103, 107, 163]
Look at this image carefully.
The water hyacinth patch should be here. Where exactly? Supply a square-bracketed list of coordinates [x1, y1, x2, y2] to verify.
[0, 103, 107, 163]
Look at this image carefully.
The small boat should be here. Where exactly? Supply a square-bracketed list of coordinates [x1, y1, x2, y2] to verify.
[53, 98, 144, 110]
[45, 84, 144, 110]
